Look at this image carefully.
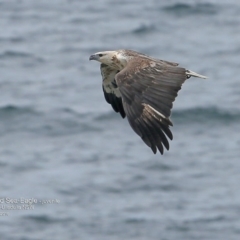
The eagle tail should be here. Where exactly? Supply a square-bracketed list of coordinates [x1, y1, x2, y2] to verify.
[186, 70, 207, 79]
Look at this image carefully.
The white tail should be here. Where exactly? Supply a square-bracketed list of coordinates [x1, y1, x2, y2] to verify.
[186, 69, 207, 79]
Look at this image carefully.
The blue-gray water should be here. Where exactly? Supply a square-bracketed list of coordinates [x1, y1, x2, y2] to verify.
[1, 0, 240, 239]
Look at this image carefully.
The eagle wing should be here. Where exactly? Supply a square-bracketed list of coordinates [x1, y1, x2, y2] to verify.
[100, 63, 126, 118]
[115, 60, 187, 154]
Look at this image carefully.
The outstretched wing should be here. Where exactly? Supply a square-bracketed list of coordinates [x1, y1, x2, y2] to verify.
[100, 64, 125, 118]
[115, 60, 187, 154]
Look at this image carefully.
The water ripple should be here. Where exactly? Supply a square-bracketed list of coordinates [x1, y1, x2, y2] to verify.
[162, 3, 218, 16]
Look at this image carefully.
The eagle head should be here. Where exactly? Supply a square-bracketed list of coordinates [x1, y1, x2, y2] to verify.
[89, 50, 127, 69]
[89, 51, 116, 64]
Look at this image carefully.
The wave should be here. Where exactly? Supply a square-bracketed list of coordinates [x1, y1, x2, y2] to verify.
[94, 111, 122, 121]
[0, 50, 44, 62]
[172, 107, 240, 124]
[0, 105, 102, 136]
[23, 214, 73, 223]
[0, 105, 41, 135]
[0, 36, 24, 43]
[132, 24, 156, 35]
[162, 3, 218, 16]
[0, 105, 38, 117]
[0, 50, 32, 59]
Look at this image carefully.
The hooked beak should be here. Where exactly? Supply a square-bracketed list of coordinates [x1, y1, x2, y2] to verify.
[89, 54, 98, 61]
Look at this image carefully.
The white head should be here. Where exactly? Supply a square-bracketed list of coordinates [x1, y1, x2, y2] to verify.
[89, 51, 116, 65]
[89, 50, 128, 69]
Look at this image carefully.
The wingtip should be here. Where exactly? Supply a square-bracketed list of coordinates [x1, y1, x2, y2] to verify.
[199, 75, 208, 79]
[186, 70, 208, 79]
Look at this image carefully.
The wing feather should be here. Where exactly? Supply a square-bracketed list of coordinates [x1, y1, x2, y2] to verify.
[116, 60, 187, 154]
[123, 100, 157, 153]
[142, 114, 165, 154]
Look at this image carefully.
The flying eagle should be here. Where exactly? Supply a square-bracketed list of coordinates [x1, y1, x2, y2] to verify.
[89, 49, 207, 154]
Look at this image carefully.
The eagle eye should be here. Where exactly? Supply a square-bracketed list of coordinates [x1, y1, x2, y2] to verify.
[99, 54, 103, 57]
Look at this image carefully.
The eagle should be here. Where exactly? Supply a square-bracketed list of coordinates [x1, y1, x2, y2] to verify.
[89, 49, 207, 154]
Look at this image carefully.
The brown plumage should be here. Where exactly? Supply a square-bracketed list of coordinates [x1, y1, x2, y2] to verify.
[89, 49, 207, 154]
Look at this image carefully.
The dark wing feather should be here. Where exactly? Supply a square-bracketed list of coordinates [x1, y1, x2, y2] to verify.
[100, 64, 125, 118]
[126, 50, 179, 66]
[116, 60, 187, 154]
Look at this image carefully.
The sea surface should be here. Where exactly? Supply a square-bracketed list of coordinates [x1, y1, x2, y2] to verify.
[0, 0, 240, 239]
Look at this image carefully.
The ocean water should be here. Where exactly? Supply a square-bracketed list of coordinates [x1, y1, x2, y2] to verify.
[0, 0, 240, 239]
